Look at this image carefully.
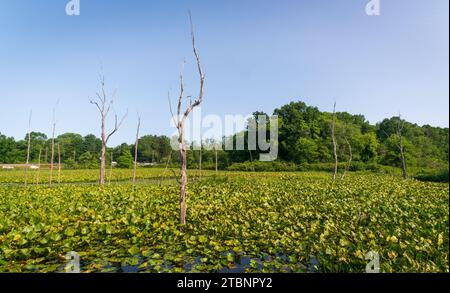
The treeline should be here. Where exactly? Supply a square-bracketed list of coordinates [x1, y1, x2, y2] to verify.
[227, 101, 448, 175]
[0, 133, 172, 169]
[1, 101, 448, 174]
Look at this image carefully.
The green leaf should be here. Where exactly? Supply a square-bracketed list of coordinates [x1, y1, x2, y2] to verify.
[64, 227, 76, 237]
[128, 246, 140, 255]
[198, 235, 208, 243]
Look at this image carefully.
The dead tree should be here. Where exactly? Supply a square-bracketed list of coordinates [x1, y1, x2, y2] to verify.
[133, 113, 141, 185]
[49, 102, 58, 187]
[90, 75, 128, 185]
[331, 102, 338, 181]
[341, 137, 352, 180]
[24, 111, 32, 186]
[168, 14, 205, 226]
[396, 116, 408, 179]
[58, 143, 61, 185]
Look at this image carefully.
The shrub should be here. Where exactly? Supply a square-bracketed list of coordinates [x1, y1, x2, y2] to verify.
[116, 149, 134, 169]
[415, 169, 449, 183]
[227, 161, 297, 172]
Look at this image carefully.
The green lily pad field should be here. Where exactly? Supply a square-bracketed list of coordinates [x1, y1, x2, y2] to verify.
[0, 170, 448, 273]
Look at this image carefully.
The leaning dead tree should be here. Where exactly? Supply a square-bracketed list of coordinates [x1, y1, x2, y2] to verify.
[90, 75, 128, 185]
[396, 115, 408, 179]
[49, 101, 58, 187]
[133, 113, 141, 185]
[331, 102, 338, 181]
[168, 15, 205, 226]
[24, 111, 32, 187]
[58, 143, 61, 185]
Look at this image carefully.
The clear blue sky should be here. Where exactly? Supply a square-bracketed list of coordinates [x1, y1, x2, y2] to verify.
[0, 0, 448, 146]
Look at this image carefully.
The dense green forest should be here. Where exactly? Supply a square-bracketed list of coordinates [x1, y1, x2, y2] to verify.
[1, 101, 448, 177]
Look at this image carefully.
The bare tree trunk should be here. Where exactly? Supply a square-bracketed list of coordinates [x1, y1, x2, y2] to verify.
[168, 14, 205, 226]
[24, 111, 32, 187]
[50, 108, 56, 187]
[133, 114, 141, 185]
[399, 144, 407, 179]
[397, 116, 408, 179]
[341, 137, 352, 180]
[99, 114, 107, 185]
[331, 102, 338, 181]
[90, 75, 127, 186]
[179, 128, 188, 226]
[36, 148, 42, 185]
[58, 143, 61, 185]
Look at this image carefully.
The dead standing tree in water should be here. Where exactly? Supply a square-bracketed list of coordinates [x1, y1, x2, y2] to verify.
[169, 15, 205, 226]
[396, 115, 408, 179]
[133, 113, 141, 185]
[331, 102, 338, 181]
[24, 111, 32, 187]
[49, 101, 59, 187]
[58, 143, 61, 185]
[90, 75, 128, 185]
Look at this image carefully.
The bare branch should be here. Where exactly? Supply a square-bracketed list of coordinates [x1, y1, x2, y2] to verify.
[190, 11, 205, 101]
[105, 100, 113, 117]
[167, 91, 179, 130]
[177, 60, 186, 125]
[106, 109, 128, 144]
[90, 99, 102, 113]
[397, 115, 405, 134]
[181, 12, 205, 121]
[100, 75, 107, 104]
[105, 90, 117, 116]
